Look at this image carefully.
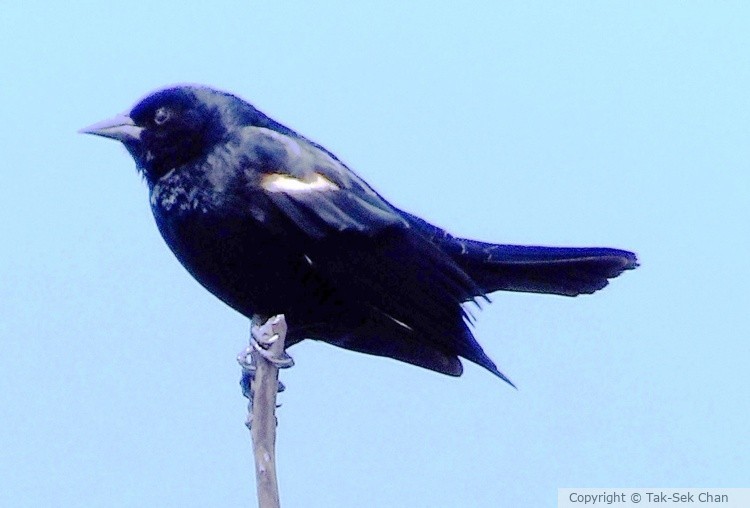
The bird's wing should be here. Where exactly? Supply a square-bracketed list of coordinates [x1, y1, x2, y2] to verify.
[236, 126, 480, 301]
[235, 126, 495, 367]
[236, 126, 409, 238]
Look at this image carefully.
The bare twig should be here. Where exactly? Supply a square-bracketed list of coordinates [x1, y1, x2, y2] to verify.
[237, 314, 293, 508]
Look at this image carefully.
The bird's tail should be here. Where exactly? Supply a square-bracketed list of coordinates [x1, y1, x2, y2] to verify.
[456, 241, 638, 297]
[401, 210, 638, 297]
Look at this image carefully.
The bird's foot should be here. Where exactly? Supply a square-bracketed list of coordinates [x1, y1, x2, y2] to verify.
[237, 347, 286, 400]
[251, 314, 295, 369]
[237, 315, 293, 401]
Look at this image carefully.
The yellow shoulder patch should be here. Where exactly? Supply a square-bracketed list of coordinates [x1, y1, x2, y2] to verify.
[261, 173, 340, 193]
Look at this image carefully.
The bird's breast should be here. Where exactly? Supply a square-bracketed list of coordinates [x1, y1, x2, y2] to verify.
[148, 183, 330, 321]
[149, 167, 216, 215]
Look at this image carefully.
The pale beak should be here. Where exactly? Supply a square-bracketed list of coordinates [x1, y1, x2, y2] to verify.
[79, 114, 143, 144]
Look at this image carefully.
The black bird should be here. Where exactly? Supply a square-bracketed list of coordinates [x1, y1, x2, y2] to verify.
[81, 85, 637, 386]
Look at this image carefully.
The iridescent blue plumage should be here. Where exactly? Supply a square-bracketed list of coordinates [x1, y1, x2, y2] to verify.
[81, 85, 638, 386]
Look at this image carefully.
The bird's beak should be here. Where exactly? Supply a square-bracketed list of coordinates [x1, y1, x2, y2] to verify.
[79, 114, 143, 143]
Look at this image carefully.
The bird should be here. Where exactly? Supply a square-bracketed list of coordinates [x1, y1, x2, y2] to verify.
[81, 84, 638, 386]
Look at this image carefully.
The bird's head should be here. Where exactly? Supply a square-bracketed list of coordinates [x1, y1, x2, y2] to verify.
[80, 85, 258, 185]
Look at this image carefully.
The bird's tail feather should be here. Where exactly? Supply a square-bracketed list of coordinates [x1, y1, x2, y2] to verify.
[456, 241, 638, 297]
[401, 209, 638, 297]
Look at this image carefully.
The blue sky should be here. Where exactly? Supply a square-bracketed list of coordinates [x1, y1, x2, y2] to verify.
[1, 2, 748, 506]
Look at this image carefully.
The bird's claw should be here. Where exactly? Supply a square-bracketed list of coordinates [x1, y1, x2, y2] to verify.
[252, 340, 295, 368]
[237, 347, 287, 400]
[237, 348, 256, 399]
[250, 316, 295, 369]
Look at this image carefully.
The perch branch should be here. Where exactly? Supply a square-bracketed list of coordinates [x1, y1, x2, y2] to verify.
[237, 314, 294, 508]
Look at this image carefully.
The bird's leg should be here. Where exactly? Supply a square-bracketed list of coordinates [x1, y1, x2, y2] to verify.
[237, 315, 293, 405]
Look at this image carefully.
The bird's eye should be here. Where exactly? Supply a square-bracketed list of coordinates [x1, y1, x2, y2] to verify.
[153, 107, 171, 126]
